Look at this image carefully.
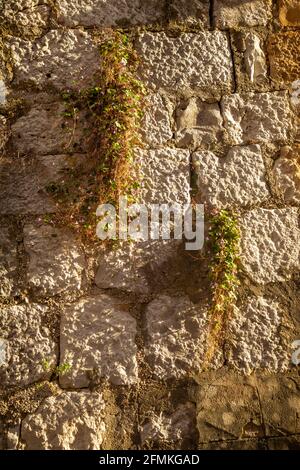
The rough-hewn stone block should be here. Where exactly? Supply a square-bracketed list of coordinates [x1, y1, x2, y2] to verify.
[0, 1, 50, 39]
[0, 224, 18, 298]
[0, 303, 58, 388]
[279, 0, 300, 27]
[268, 32, 300, 86]
[135, 32, 234, 98]
[239, 208, 300, 283]
[140, 94, 173, 147]
[59, 295, 138, 387]
[24, 223, 86, 296]
[273, 145, 300, 205]
[134, 148, 190, 205]
[228, 296, 289, 374]
[214, 0, 272, 29]
[21, 391, 106, 450]
[168, 0, 210, 29]
[10, 30, 100, 90]
[175, 98, 224, 150]
[56, 0, 165, 27]
[193, 145, 269, 209]
[221, 92, 295, 145]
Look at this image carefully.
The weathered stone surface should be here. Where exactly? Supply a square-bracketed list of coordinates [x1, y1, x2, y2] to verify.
[279, 0, 300, 27]
[144, 295, 216, 379]
[134, 148, 190, 205]
[0, 224, 18, 298]
[257, 376, 300, 436]
[95, 240, 181, 294]
[0, 154, 82, 215]
[175, 98, 224, 150]
[193, 145, 269, 209]
[24, 223, 85, 296]
[0, 80, 7, 105]
[290, 80, 300, 114]
[267, 436, 300, 450]
[239, 208, 300, 283]
[221, 92, 294, 145]
[57, 0, 165, 27]
[273, 145, 300, 205]
[244, 33, 267, 84]
[0, 303, 57, 388]
[135, 32, 234, 98]
[11, 100, 87, 155]
[140, 403, 197, 448]
[0, 1, 50, 39]
[21, 391, 106, 450]
[59, 295, 137, 388]
[228, 296, 289, 374]
[0, 116, 8, 153]
[268, 32, 300, 86]
[10, 29, 100, 89]
[168, 0, 209, 28]
[214, 0, 272, 29]
[197, 374, 263, 442]
[140, 94, 173, 147]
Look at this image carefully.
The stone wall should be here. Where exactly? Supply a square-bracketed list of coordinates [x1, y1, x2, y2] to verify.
[0, 0, 300, 450]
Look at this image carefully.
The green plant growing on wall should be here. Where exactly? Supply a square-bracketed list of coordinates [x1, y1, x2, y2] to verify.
[204, 209, 240, 367]
[42, 359, 72, 378]
[47, 30, 146, 240]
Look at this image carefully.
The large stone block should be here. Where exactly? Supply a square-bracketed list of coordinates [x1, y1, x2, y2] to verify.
[11, 100, 88, 155]
[175, 98, 224, 150]
[144, 295, 216, 379]
[193, 145, 269, 209]
[279, 0, 300, 27]
[21, 391, 106, 450]
[95, 240, 181, 294]
[268, 32, 300, 87]
[239, 208, 300, 284]
[168, 0, 210, 29]
[135, 32, 234, 98]
[273, 145, 300, 205]
[56, 0, 165, 27]
[0, 303, 58, 388]
[134, 147, 190, 205]
[0, 154, 83, 215]
[0, 115, 8, 151]
[24, 223, 86, 296]
[228, 296, 289, 374]
[214, 0, 272, 29]
[59, 295, 138, 387]
[221, 92, 295, 145]
[10, 29, 100, 90]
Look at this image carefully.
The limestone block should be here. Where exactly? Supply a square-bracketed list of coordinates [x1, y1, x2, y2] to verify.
[21, 391, 106, 450]
[175, 98, 224, 150]
[10, 29, 100, 90]
[221, 92, 294, 145]
[273, 145, 300, 205]
[56, 0, 165, 27]
[0, 154, 83, 215]
[144, 295, 215, 379]
[0, 224, 18, 298]
[214, 0, 272, 29]
[59, 295, 138, 387]
[140, 403, 197, 448]
[0, 80, 7, 105]
[228, 296, 289, 374]
[135, 31, 234, 98]
[24, 223, 85, 296]
[140, 94, 173, 147]
[0, 303, 58, 388]
[11, 101, 87, 155]
[239, 208, 300, 283]
[279, 0, 300, 27]
[0, 115, 8, 151]
[193, 145, 269, 209]
[134, 148, 190, 205]
[95, 240, 181, 294]
[268, 32, 300, 86]
[197, 374, 263, 442]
